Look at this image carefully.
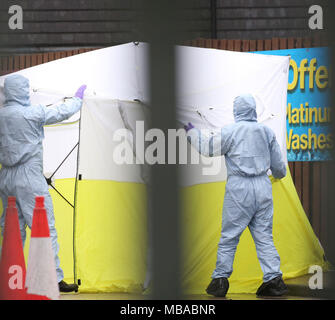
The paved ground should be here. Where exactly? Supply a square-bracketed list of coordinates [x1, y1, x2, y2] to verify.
[60, 273, 335, 300]
[60, 292, 322, 300]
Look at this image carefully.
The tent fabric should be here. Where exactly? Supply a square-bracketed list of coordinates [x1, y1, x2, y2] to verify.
[181, 172, 327, 294]
[74, 180, 147, 292]
[176, 45, 289, 186]
[175, 46, 326, 292]
[0, 43, 327, 294]
[0, 43, 149, 102]
[78, 98, 145, 183]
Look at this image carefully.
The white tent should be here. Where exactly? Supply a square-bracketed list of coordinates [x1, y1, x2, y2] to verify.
[0, 43, 326, 293]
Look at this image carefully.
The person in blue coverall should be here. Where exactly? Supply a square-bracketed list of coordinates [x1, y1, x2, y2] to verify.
[0, 74, 86, 293]
[185, 94, 288, 297]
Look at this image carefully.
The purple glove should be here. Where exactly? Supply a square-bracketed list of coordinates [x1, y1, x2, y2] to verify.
[75, 85, 87, 99]
[184, 122, 195, 132]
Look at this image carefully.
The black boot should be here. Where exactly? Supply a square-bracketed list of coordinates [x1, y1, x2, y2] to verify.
[206, 277, 229, 297]
[58, 280, 79, 293]
[256, 276, 288, 297]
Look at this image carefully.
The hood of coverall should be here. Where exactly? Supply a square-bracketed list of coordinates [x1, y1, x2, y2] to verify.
[4, 74, 31, 107]
[233, 94, 257, 122]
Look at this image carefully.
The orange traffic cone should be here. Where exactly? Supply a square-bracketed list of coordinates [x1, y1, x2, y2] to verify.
[25, 196, 60, 300]
[0, 197, 29, 300]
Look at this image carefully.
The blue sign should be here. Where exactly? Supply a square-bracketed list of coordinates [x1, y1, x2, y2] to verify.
[255, 47, 331, 161]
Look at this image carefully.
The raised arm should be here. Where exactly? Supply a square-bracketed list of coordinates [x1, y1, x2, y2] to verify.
[43, 85, 87, 125]
[184, 123, 232, 157]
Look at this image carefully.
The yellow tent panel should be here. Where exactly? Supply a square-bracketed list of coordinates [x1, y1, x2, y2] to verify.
[181, 168, 328, 294]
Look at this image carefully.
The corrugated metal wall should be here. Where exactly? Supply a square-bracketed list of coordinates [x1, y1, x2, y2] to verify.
[0, 48, 96, 75]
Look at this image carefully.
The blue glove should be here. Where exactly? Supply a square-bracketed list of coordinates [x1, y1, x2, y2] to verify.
[184, 122, 195, 132]
[75, 85, 87, 99]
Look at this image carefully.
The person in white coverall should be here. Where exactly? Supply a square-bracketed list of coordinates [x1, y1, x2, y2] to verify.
[0, 74, 87, 293]
[184, 94, 288, 297]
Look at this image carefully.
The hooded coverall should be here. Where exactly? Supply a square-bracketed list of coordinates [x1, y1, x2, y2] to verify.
[187, 94, 287, 282]
[0, 74, 83, 282]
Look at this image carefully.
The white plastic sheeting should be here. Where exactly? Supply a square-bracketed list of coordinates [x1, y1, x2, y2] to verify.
[0, 43, 149, 102]
[78, 98, 147, 183]
[176, 46, 289, 186]
[0, 43, 289, 187]
[0, 43, 149, 182]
